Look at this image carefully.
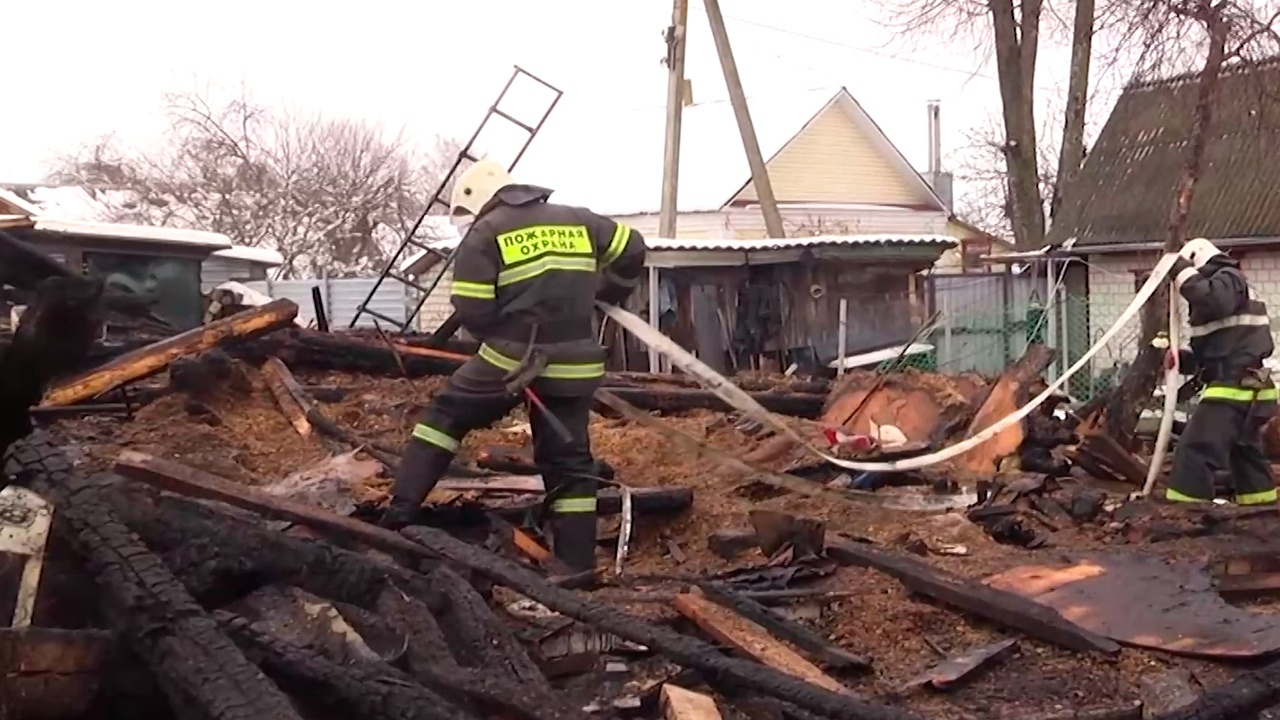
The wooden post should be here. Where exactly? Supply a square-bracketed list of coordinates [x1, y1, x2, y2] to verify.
[703, 0, 785, 239]
[659, 0, 689, 239]
[836, 298, 848, 377]
[648, 265, 661, 373]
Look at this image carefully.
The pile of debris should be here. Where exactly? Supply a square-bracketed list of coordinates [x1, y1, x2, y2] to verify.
[7, 295, 1280, 720]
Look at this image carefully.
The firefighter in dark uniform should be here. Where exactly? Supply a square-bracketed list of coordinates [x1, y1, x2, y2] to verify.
[380, 159, 647, 571]
[1165, 238, 1278, 505]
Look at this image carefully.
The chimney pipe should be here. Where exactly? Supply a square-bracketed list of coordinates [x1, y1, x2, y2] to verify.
[927, 100, 942, 175]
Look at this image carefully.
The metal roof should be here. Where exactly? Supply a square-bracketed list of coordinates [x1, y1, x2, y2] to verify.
[1049, 59, 1280, 248]
[644, 234, 955, 251]
[400, 233, 955, 277]
[212, 246, 284, 265]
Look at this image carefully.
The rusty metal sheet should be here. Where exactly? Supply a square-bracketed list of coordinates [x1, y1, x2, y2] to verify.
[897, 637, 1019, 692]
[985, 553, 1280, 658]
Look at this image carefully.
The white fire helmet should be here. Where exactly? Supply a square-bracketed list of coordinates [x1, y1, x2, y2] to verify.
[1182, 237, 1224, 269]
[450, 159, 513, 221]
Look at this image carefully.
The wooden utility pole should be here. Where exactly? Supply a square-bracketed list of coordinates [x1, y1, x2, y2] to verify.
[659, 0, 689, 239]
[650, 0, 690, 373]
[703, 0, 786, 238]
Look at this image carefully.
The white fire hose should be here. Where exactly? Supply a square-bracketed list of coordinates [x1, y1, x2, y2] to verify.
[601, 252, 1181, 474]
[1138, 289, 1181, 498]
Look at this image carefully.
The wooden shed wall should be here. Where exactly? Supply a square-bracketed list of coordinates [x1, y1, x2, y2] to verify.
[602, 259, 924, 372]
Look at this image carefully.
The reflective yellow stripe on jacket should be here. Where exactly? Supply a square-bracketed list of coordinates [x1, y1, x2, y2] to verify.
[477, 344, 605, 380]
[1201, 385, 1280, 402]
[452, 280, 496, 300]
[496, 256, 596, 287]
[601, 224, 633, 267]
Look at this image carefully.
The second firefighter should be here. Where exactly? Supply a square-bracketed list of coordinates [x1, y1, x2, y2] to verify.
[1165, 238, 1278, 506]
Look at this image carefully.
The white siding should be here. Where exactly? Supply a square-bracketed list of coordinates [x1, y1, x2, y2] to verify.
[611, 206, 948, 240]
[415, 266, 455, 333]
[201, 256, 263, 293]
[1085, 248, 1280, 370]
[243, 277, 416, 330]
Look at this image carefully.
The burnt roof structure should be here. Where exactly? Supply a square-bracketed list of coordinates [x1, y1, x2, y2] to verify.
[1049, 59, 1280, 248]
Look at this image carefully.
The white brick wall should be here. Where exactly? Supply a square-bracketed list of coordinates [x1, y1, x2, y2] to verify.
[1085, 248, 1280, 369]
[415, 266, 455, 333]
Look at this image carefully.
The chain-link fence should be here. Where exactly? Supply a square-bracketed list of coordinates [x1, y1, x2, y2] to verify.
[904, 271, 1145, 402]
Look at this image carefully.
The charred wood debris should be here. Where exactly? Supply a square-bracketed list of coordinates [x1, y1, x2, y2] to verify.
[4, 247, 1280, 719]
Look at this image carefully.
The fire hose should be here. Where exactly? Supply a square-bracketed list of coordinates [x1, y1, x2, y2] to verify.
[1139, 288, 1181, 498]
[599, 252, 1182, 474]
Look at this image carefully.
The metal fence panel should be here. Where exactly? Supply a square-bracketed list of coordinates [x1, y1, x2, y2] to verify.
[928, 272, 1040, 376]
[243, 277, 414, 330]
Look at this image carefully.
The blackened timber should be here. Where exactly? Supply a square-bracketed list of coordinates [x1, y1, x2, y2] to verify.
[115, 489, 567, 720]
[6, 434, 303, 720]
[42, 300, 299, 408]
[430, 566, 550, 690]
[1151, 653, 1280, 720]
[264, 357, 403, 466]
[823, 535, 1120, 655]
[698, 582, 872, 671]
[109, 488, 409, 609]
[230, 328, 466, 377]
[108, 451, 922, 720]
[600, 386, 825, 418]
[375, 588, 571, 720]
[216, 611, 479, 720]
[401, 525, 921, 720]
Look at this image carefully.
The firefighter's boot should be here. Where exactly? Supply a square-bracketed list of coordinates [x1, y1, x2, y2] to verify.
[547, 477, 598, 573]
[380, 434, 456, 529]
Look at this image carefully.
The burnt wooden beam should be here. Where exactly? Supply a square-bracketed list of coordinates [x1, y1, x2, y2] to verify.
[107, 450, 922, 720]
[6, 434, 303, 720]
[697, 581, 871, 671]
[673, 590, 850, 694]
[216, 611, 479, 720]
[374, 588, 570, 720]
[260, 357, 313, 437]
[42, 300, 299, 408]
[823, 535, 1120, 655]
[599, 386, 825, 419]
[230, 328, 467, 377]
[113, 487, 564, 719]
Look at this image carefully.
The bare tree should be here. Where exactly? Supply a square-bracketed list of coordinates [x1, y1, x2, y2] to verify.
[873, 0, 1068, 249]
[1100, 0, 1280, 443]
[950, 109, 1063, 238]
[1053, 0, 1098, 220]
[872, 0, 1140, 250]
[49, 86, 461, 279]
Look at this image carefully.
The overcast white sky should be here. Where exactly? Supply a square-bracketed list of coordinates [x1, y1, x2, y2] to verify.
[2, 1, 1119, 189]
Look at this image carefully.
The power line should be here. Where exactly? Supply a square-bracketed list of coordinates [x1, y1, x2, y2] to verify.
[687, 2, 999, 81]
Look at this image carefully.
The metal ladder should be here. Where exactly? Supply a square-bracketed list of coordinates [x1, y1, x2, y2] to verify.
[348, 66, 563, 331]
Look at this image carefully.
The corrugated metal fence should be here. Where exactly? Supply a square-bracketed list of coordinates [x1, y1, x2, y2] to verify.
[243, 277, 416, 329]
[925, 270, 1042, 376]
